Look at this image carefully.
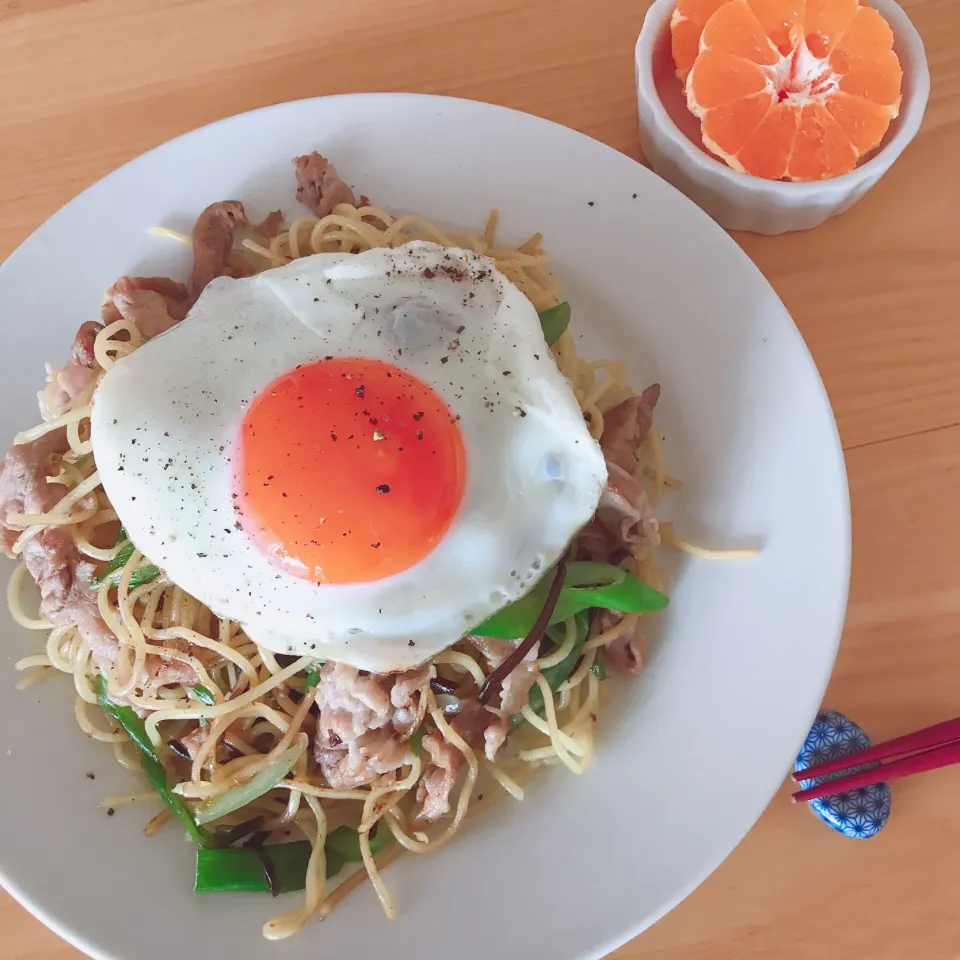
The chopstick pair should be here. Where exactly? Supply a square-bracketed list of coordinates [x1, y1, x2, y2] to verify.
[791, 715, 960, 803]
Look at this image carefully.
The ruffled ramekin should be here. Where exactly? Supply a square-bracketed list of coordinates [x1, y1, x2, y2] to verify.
[635, 0, 930, 235]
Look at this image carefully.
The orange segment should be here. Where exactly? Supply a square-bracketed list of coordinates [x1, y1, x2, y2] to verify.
[737, 102, 801, 177]
[832, 5, 894, 58]
[836, 49, 901, 105]
[746, 0, 806, 55]
[786, 102, 859, 179]
[701, 93, 772, 155]
[671, 0, 730, 79]
[804, 0, 859, 55]
[700, 0, 780, 65]
[825, 92, 894, 153]
[678, 0, 902, 181]
[687, 49, 772, 108]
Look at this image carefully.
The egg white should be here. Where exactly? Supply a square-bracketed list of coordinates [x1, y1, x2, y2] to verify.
[91, 242, 606, 671]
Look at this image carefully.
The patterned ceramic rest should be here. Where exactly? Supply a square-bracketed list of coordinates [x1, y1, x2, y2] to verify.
[794, 710, 891, 838]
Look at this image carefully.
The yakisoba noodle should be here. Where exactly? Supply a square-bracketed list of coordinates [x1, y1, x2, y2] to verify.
[6, 201, 734, 940]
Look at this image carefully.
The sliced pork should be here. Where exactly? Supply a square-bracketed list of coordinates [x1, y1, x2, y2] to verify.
[471, 635, 539, 761]
[415, 732, 464, 821]
[253, 209, 285, 239]
[40, 319, 105, 417]
[293, 153, 356, 218]
[101, 276, 190, 339]
[0, 430, 69, 556]
[600, 384, 660, 474]
[312, 662, 432, 789]
[596, 461, 660, 559]
[594, 609, 643, 676]
[190, 200, 248, 298]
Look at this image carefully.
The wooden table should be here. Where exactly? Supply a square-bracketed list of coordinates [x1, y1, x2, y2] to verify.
[1, 0, 958, 957]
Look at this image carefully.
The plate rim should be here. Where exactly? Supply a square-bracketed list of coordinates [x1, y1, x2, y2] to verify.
[0, 92, 851, 960]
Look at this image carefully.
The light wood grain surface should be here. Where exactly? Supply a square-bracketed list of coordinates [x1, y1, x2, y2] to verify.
[1, 0, 958, 957]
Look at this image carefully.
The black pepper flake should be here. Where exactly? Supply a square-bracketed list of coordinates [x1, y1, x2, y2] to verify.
[107, 808, 116, 816]
[376, 484, 391, 495]
[325, 355, 333, 361]
[368, 417, 378, 426]
[503, 370, 512, 376]
[371, 542, 381, 548]
[440, 356, 449, 364]
[197, 552, 207, 558]
[588, 201, 595, 207]
[534, 354, 540, 360]
[412, 411, 423, 421]
[456, 325, 465, 334]
[408, 640, 415, 647]
[356, 385, 365, 398]
[632, 193, 638, 199]
[313, 297, 319, 302]
[85, 772, 95, 780]
[331, 433, 338, 441]
[416, 430, 423, 440]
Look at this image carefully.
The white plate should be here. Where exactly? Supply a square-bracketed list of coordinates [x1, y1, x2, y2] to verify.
[0, 94, 849, 960]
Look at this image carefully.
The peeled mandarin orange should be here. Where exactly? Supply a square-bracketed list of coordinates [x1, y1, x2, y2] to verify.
[679, 0, 902, 181]
[670, 0, 730, 79]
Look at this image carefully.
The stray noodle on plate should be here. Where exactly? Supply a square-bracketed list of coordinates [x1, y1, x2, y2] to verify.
[1, 152, 751, 940]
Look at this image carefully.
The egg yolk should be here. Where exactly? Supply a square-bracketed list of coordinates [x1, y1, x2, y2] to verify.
[236, 357, 467, 584]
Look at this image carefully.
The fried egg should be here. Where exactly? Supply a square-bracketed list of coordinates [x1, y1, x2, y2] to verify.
[91, 242, 606, 672]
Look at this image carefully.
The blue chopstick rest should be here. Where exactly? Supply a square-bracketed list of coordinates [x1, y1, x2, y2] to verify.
[794, 710, 891, 838]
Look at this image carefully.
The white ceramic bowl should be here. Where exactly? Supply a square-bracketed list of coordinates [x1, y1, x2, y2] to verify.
[635, 0, 931, 234]
[0, 95, 850, 960]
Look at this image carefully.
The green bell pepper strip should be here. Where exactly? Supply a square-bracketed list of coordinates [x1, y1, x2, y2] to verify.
[538, 302, 571, 346]
[526, 610, 590, 716]
[408, 727, 426, 756]
[303, 666, 321, 692]
[93, 539, 162, 590]
[95, 674, 218, 848]
[194, 825, 391, 894]
[194, 842, 345, 893]
[324, 824, 393, 862]
[189, 684, 217, 706]
[474, 561, 668, 640]
[194, 738, 307, 826]
[591, 652, 607, 680]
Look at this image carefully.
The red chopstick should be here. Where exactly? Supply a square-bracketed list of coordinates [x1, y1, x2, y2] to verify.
[791, 715, 960, 804]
